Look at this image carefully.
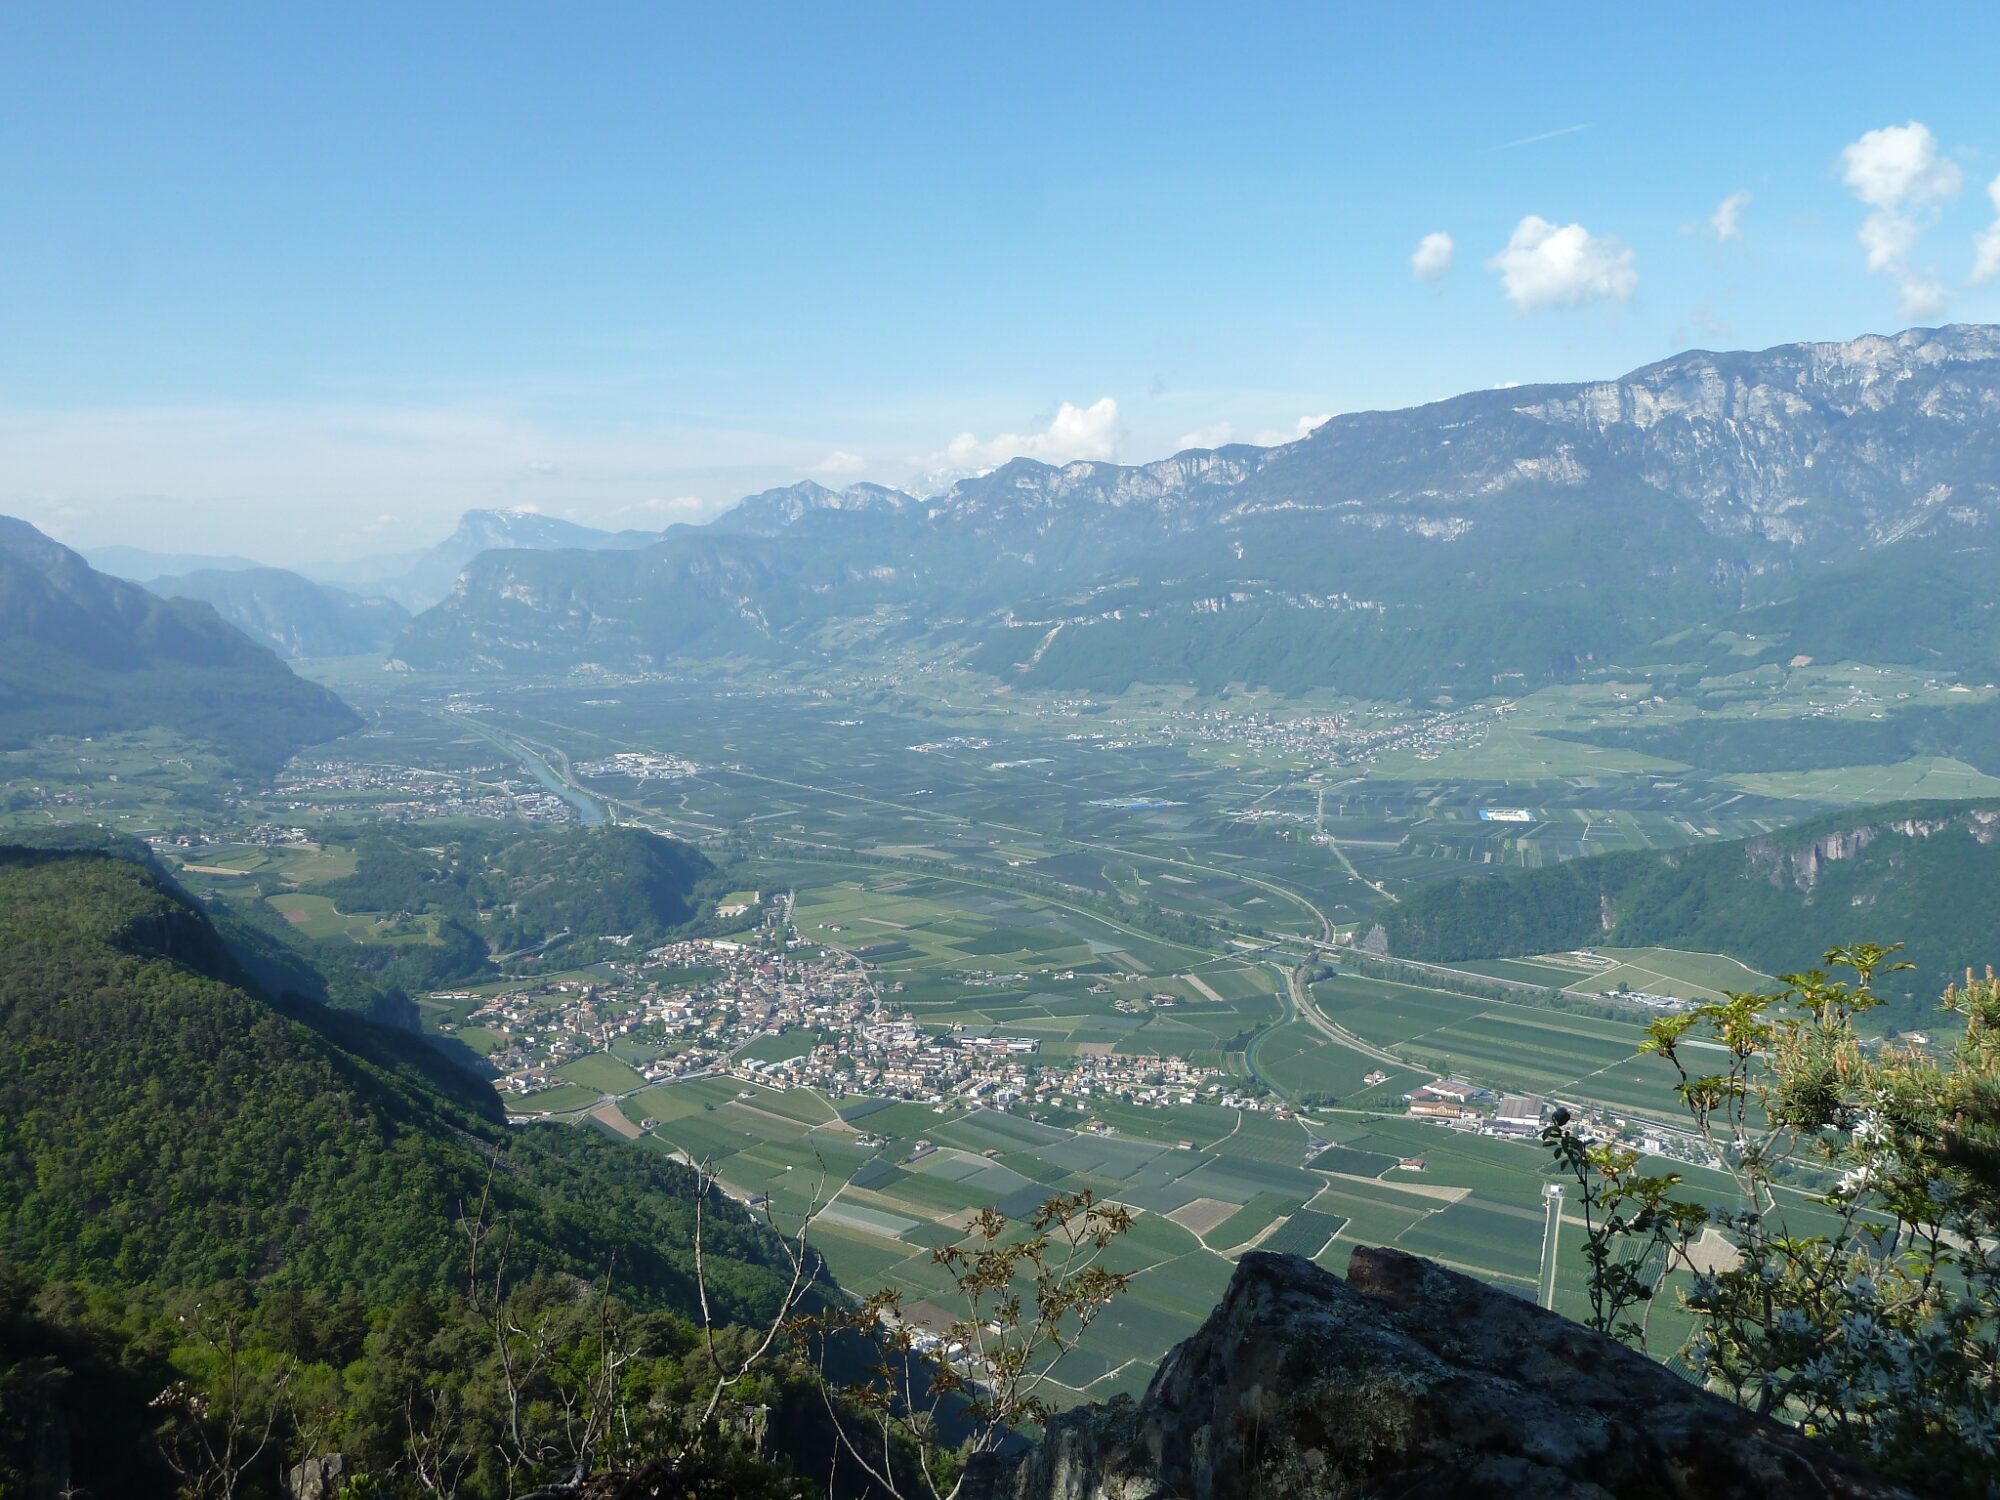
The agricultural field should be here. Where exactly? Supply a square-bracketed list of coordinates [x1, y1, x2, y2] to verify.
[791, 874, 1211, 979]
[1547, 945, 1775, 1003]
[266, 892, 442, 945]
[0, 731, 241, 837]
[1724, 755, 2000, 803]
[502, 1082, 605, 1115]
[1305, 970, 1710, 1121]
[28, 666, 1947, 1389]
[611, 1059, 1662, 1403]
[555, 1052, 648, 1095]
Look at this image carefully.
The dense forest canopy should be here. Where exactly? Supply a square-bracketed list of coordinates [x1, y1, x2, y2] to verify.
[0, 844, 784, 1309]
[223, 822, 726, 1001]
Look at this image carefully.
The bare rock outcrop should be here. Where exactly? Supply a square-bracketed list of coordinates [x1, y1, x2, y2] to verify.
[962, 1248, 1909, 1500]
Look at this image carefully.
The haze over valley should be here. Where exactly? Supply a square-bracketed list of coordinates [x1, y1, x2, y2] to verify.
[7, 9, 2000, 1497]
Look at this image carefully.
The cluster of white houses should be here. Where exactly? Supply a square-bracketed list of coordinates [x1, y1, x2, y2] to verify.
[1404, 1078, 1548, 1139]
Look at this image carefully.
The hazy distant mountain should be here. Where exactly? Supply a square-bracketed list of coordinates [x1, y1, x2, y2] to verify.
[148, 567, 410, 660]
[0, 517, 358, 773]
[308, 507, 663, 609]
[85, 543, 265, 580]
[393, 532, 806, 669]
[705, 480, 917, 538]
[398, 325, 2000, 694]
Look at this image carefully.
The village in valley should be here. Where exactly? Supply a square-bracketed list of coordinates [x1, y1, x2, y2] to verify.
[441, 889, 1716, 1194]
[441, 892, 1240, 1124]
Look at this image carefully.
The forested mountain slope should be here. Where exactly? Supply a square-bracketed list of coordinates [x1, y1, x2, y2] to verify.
[0, 843, 787, 1310]
[1375, 799, 2000, 1019]
[243, 822, 724, 998]
[0, 517, 358, 773]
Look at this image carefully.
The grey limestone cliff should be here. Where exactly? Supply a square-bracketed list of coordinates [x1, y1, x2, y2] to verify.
[961, 1248, 1909, 1500]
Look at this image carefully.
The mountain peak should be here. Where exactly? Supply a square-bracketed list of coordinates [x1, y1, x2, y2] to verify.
[710, 479, 918, 537]
[447, 508, 625, 548]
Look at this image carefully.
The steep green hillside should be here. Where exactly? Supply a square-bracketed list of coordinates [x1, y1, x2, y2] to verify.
[0, 844, 784, 1311]
[250, 822, 723, 993]
[0, 517, 359, 774]
[0, 824, 417, 1026]
[1375, 800, 2000, 1019]
[392, 533, 805, 669]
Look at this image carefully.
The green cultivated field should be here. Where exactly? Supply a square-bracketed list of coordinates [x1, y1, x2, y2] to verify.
[266, 892, 442, 945]
[1557, 945, 1774, 1002]
[9, 665, 1932, 1412]
[556, 1052, 647, 1094]
[613, 1063, 1662, 1405]
[1308, 969, 1740, 1122]
[503, 1082, 603, 1115]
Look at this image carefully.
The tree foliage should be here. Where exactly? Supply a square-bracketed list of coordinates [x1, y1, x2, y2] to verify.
[0, 841, 827, 1496]
[0, 845, 786, 1309]
[1561, 942, 2000, 1494]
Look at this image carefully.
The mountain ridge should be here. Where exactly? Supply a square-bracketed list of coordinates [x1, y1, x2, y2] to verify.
[0, 516, 360, 773]
[308, 506, 665, 609]
[707, 322, 2000, 548]
[397, 325, 2000, 695]
[147, 565, 409, 659]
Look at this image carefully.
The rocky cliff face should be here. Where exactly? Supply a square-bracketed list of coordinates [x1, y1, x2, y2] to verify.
[924, 324, 2000, 554]
[1514, 324, 2000, 546]
[962, 1249, 1908, 1500]
[397, 325, 2000, 693]
[1745, 806, 2000, 893]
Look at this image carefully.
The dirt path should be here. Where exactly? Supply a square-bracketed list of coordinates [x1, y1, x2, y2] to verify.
[587, 1102, 641, 1140]
[1182, 971, 1225, 1003]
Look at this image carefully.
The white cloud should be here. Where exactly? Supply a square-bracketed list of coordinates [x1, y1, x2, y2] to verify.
[1897, 274, 1948, 319]
[1687, 306, 1732, 342]
[1410, 231, 1454, 283]
[942, 397, 1121, 470]
[1708, 190, 1751, 241]
[1176, 422, 1234, 451]
[1253, 414, 1333, 446]
[813, 449, 867, 475]
[1486, 216, 1638, 310]
[1840, 122, 1962, 210]
[1971, 173, 2000, 286]
[1839, 121, 1963, 317]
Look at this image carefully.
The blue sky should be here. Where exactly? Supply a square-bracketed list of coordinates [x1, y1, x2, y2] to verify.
[5, 3, 2000, 562]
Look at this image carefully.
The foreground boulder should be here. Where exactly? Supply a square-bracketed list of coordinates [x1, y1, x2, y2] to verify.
[963, 1247, 1909, 1500]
